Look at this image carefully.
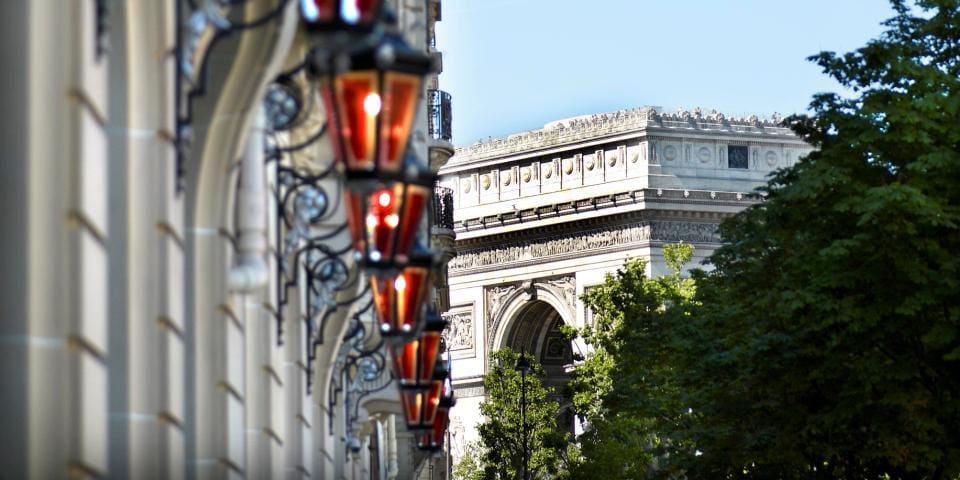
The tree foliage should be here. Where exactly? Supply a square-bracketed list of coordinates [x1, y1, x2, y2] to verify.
[458, 348, 572, 479]
[568, 244, 697, 479]
[680, 1, 960, 477]
[569, 1, 960, 477]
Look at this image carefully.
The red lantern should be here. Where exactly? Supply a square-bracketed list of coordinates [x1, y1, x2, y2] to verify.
[299, 0, 383, 31]
[390, 312, 445, 387]
[417, 376, 454, 451]
[400, 361, 447, 431]
[317, 33, 434, 185]
[344, 166, 433, 270]
[370, 255, 434, 338]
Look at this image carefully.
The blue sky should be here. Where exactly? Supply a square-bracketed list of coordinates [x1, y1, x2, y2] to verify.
[435, 0, 895, 145]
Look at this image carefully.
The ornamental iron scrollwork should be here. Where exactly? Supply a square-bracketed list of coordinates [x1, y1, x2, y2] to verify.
[175, 0, 294, 193]
[327, 296, 394, 445]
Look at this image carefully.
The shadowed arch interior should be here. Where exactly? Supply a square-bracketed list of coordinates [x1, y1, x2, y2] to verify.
[500, 300, 576, 434]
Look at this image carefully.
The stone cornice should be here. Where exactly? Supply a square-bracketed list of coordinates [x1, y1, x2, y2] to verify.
[451, 107, 794, 165]
[455, 187, 761, 236]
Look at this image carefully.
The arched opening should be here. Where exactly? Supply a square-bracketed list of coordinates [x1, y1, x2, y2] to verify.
[500, 300, 575, 435]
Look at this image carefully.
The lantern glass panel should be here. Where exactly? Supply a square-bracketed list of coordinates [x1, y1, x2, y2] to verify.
[417, 330, 441, 384]
[371, 265, 429, 335]
[378, 72, 421, 174]
[421, 381, 443, 428]
[429, 407, 449, 449]
[391, 340, 419, 386]
[333, 71, 379, 171]
[390, 315, 444, 388]
[305, 0, 336, 22]
[401, 389, 422, 426]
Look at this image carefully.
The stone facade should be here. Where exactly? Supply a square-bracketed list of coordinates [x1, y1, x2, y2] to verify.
[0, 1, 451, 479]
[439, 106, 812, 464]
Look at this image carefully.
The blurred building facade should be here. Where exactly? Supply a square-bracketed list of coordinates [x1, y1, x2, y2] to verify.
[0, 0, 456, 478]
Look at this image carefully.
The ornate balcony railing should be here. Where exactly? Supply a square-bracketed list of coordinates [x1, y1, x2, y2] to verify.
[428, 89, 453, 143]
[433, 186, 454, 230]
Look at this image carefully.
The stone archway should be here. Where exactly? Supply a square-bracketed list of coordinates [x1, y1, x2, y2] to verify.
[493, 294, 577, 435]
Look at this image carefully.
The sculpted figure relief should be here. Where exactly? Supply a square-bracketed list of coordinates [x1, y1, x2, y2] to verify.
[451, 221, 720, 271]
[542, 276, 576, 312]
[485, 285, 518, 325]
[443, 311, 475, 351]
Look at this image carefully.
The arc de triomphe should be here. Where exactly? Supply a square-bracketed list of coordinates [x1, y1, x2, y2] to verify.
[437, 107, 812, 460]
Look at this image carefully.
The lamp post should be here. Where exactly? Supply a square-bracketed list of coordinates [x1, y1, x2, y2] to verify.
[515, 350, 531, 480]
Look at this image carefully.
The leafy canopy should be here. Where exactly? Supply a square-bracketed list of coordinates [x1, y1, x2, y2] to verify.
[568, 244, 697, 479]
[570, 0, 960, 477]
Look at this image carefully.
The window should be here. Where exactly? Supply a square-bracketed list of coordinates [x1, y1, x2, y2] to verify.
[728, 145, 748, 169]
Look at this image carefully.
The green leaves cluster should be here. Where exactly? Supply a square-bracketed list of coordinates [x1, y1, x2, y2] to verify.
[458, 348, 573, 479]
[567, 1, 960, 478]
[568, 245, 698, 479]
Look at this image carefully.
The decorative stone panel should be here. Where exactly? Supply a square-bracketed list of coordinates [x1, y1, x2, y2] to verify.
[442, 304, 475, 358]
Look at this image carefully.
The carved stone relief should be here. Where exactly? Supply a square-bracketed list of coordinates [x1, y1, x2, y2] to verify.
[697, 146, 712, 164]
[663, 144, 678, 162]
[442, 307, 475, 352]
[485, 284, 519, 330]
[542, 276, 576, 313]
[765, 150, 778, 167]
[451, 221, 721, 272]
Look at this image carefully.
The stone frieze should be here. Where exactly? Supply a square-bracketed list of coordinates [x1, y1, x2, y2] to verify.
[451, 221, 720, 272]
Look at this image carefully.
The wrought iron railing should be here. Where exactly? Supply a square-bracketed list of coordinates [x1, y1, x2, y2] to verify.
[428, 89, 453, 142]
[433, 186, 454, 230]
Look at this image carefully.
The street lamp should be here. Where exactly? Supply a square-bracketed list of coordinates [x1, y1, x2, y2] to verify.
[399, 356, 448, 431]
[418, 374, 455, 451]
[515, 350, 531, 480]
[343, 161, 435, 272]
[389, 310, 446, 386]
[313, 27, 436, 273]
[316, 32, 434, 188]
[369, 252, 437, 339]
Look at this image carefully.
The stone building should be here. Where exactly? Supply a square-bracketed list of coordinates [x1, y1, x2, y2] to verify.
[0, 0, 456, 478]
[437, 107, 812, 462]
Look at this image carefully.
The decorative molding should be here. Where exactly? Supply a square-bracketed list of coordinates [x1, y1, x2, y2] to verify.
[452, 221, 720, 273]
[456, 188, 761, 234]
[452, 107, 792, 163]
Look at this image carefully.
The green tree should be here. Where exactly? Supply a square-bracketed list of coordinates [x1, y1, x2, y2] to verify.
[569, 2, 960, 477]
[674, 1, 960, 477]
[567, 244, 698, 479]
[459, 348, 571, 479]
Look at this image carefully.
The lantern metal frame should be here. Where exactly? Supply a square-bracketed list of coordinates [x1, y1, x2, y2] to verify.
[299, 0, 385, 33]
